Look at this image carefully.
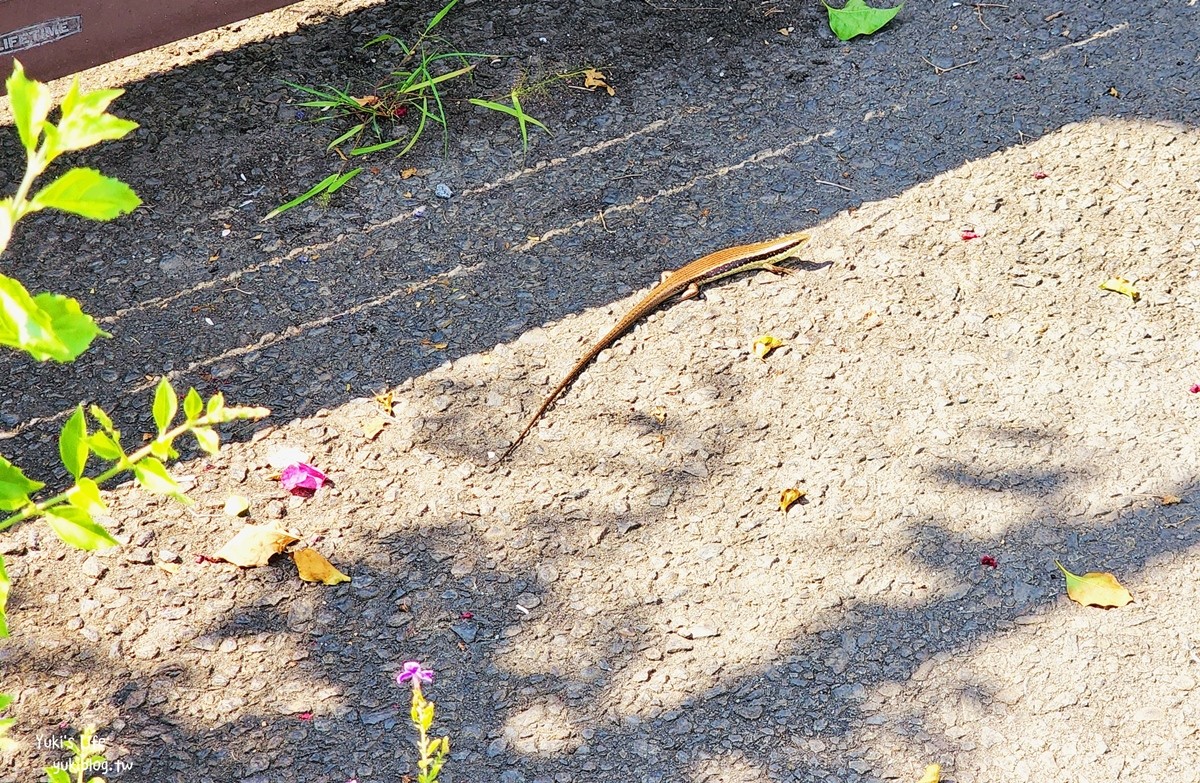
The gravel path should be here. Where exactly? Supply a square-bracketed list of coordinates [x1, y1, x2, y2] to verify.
[1, 1, 1199, 782]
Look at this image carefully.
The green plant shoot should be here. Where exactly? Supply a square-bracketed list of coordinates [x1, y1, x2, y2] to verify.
[1, 60, 140, 362]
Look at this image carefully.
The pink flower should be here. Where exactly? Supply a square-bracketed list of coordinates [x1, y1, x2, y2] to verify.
[396, 661, 435, 686]
[281, 462, 327, 496]
[1190, 384, 1200, 394]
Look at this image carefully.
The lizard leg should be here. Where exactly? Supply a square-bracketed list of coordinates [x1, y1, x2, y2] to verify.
[763, 263, 798, 276]
[679, 282, 702, 301]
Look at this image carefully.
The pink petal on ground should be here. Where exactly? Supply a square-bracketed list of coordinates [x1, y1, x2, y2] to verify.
[280, 462, 328, 494]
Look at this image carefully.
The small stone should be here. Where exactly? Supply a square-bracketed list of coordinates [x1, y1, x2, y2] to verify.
[126, 547, 153, 564]
[263, 499, 286, 519]
[499, 771, 525, 783]
[158, 549, 181, 563]
[617, 520, 642, 534]
[648, 488, 674, 507]
[81, 557, 107, 579]
[588, 526, 607, 545]
[848, 759, 871, 774]
[451, 622, 478, 643]
[665, 636, 694, 654]
[434, 183, 454, 199]
[682, 626, 719, 640]
[486, 737, 508, 757]
[733, 703, 763, 720]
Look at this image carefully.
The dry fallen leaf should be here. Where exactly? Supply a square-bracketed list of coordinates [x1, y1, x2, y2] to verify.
[1160, 494, 1182, 505]
[1099, 277, 1139, 301]
[1055, 560, 1134, 608]
[400, 168, 418, 179]
[361, 417, 389, 440]
[651, 406, 668, 424]
[583, 67, 616, 96]
[224, 494, 251, 517]
[1107, 86, 1120, 98]
[293, 548, 351, 585]
[374, 389, 395, 415]
[917, 764, 941, 783]
[214, 524, 298, 568]
[753, 334, 785, 360]
[155, 561, 180, 574]
[780, 487, 806, 512]
[353, 94, 380, 107]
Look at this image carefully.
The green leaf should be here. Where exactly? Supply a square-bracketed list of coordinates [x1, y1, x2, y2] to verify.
[59, 405, 89, 479]
[424, 0, 459, 33]
[327, 122, 366, 151]
[183, 387, 203, 421]
[0, 275, 106, 362]
[0, 453, 43, 511]
[824, 0, 902, 41]
[469, 96, 549, 151]
[264, 168, 363, 220]
[45, 767, 71, 783]
[149, 438, 178, 461]
[0, 554, 10, 638]
[192, 426, 220, 455]
[0, 691, 11, 712]
[86, 431, 123, 461]
[350, 138, 406, 156]
[53, 88, 138, 153]
[43, 506, 118, 550]
[89, 404, 114, 433]
[31, 292, 108, 359]
[152, 377, 177, 434]
[132, 457, 185, 499]
[5, 60, 52, 153]
[30, 168, 141, 221]
[67, 477, 106, 516]
[206, 391, 226, 421]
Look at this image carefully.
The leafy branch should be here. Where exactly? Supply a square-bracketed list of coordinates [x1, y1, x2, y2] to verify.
[1, 60, 140, 362]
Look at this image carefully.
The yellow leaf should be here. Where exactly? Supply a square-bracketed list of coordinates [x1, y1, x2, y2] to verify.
[780, 487, 806, 512]
[155, 560, 180, 575]
[374, 389, 395, 415]
[401, 168, 418, 179]
[362, 417, 389, 440]
[214, 524, 298, 568]
[293, 548, 351, 585]
[1055, 560, 1133, 608]
[753, 334, 785, 360]
[223, 494, 250, 517]
[651, 406, 668, 424]
[583, 67, 615, 96]
[917, 764, 941, 783]
[1107, 86, 1120, 98]
[1099, 277, 1139, 301]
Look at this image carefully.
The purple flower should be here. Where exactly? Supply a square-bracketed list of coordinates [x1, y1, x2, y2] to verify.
[280, 462, 327, 496]
[396, 661, 435, 686]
